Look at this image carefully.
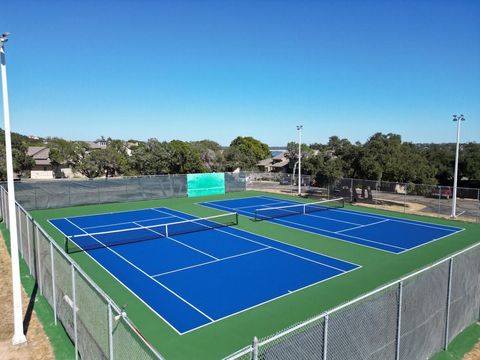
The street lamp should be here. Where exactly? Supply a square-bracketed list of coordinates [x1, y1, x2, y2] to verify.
[451, 114, 465, 218]
[1, 32, 27, 345]
[296, 125, 303, 195]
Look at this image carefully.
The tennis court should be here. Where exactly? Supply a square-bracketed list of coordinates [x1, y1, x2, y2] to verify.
[200, 196, 464, 253]
[48, 207, 359, 334]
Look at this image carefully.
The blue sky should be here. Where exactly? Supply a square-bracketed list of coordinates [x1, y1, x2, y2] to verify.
[2, 0, 479, 146]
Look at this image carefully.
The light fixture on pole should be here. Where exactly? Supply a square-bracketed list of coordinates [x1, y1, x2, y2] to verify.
[296, 125, 303, 195]
[451, 114, 465, 218]
[1, 32, 27, 346]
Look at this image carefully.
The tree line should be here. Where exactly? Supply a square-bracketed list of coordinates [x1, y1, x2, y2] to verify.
[0, 129, 479, 187]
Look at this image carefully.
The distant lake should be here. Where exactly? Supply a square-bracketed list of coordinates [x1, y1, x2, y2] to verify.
[271, 150, 284, 157]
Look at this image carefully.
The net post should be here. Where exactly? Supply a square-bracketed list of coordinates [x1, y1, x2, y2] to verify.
[165, 225, 169, 238]
[64, 236, 69, 254]
[50, 241, 57, 325]
[235, 212, 239, 225]
[444, 257, 453, 349]
[395, 281, 403, 360]
[71, 264, 79, 360]
[303, 203, 306, 215]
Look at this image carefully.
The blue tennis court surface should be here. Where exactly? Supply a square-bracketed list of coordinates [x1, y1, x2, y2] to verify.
[48, 207, 359, 334]
[200, 196, 464, 254]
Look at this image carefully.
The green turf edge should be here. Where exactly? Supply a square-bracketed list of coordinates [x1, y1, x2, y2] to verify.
[431, 322, 480, 360]
[1, 222, 75, 359]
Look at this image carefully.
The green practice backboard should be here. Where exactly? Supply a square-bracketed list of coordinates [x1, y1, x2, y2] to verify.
[187, 173, 226, 197]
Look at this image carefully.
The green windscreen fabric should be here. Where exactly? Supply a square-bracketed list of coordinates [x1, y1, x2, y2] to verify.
[187, 173, 225, 197]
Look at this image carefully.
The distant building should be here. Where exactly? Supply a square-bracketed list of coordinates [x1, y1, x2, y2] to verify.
[86, 138, 107, 150]
[257, 151, 289, 173]
[27, 146, 54, 179]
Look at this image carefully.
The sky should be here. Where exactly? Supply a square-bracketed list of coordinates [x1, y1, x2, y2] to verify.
[1, 0, 479, 146]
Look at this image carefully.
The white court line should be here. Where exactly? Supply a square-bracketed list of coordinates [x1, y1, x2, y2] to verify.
[230, 201, 295, 210]
[83, 215, 177, 230]
[49, 207, 165, 222]
[259, 195, 464, 232]
[201, 202, 405, 253]
[153, 208, 351, 273]
[47, 219, 186, 336]
[51, 209, 360, 335]
[152, 247, 270, 277]
[255, 203, 361, 226]
[330, 208, 464, 232]
[131, 221, 219, 260]
[64, 218, 216, 322]
[336, 219, 390, 233]
[204, 197, 459, 253]
[266, 215, 406, 251]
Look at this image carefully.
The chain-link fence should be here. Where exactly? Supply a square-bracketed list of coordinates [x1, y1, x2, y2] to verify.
[0, 186, 164, 360]
[9, 172, 246, 210]
[245, 173, 480, 223]
[224, 242, 480, 360]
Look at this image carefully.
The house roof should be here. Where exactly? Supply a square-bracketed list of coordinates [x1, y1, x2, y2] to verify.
[257, 158, 273, 166]
[272, 159, 289, 168]
[27, 146, 50, 159]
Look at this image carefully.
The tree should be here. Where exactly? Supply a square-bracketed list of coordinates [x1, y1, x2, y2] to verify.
[223, 136, 270, 171]
[460, 143, 480, 181]
[130, 139, 172, 175]
[0, 130, 35, 179]
[169, 140, 205, 174]
[191, 140, 224, 171]
[48, 138, 90, 176]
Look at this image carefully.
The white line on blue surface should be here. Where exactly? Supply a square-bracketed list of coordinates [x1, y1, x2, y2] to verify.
[64, 218, 216, 322]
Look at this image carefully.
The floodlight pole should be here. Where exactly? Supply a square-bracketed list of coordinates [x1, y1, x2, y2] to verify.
[451, 114, 465, 218]
[0, 33, 27, 346]
[297, 125, 303, 195]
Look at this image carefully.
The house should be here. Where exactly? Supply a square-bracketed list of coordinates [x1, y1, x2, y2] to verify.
[257, 151, 290, 173]
[86, 138, 107, 150]
[27, 146, 55, 179]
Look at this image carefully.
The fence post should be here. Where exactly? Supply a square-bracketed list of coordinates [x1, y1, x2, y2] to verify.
[50, 241, 57, 325]
[444, 257, 453, 349]
[395, 281, 403, 360]
[72, 264, 79, 360]
[438, 185, 442, 215]
[35, 226, 43, 295]
[27, 217, 32, 274]
[108, 302, 114, 360]
[4, 189, 8, 229]
[251, 336, 258, 360]
[477, 189, 479, 224]
[323, 313, 329, 360]
[404, 182, 407, 213]
[350, 178, 353, 202]
[17, 206, 23, 256]
[68, 181, 71, 207]
[0, 187, 4, 221]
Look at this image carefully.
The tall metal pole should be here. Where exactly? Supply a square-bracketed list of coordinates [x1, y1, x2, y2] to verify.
[297, 125, 303, 195]
[0, 33, 27, 345]
[451, 114, 465, 218]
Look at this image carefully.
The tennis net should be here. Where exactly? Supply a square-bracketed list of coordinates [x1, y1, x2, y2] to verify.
[65, 212, 238, 253]
[254, 198, 344, 221]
